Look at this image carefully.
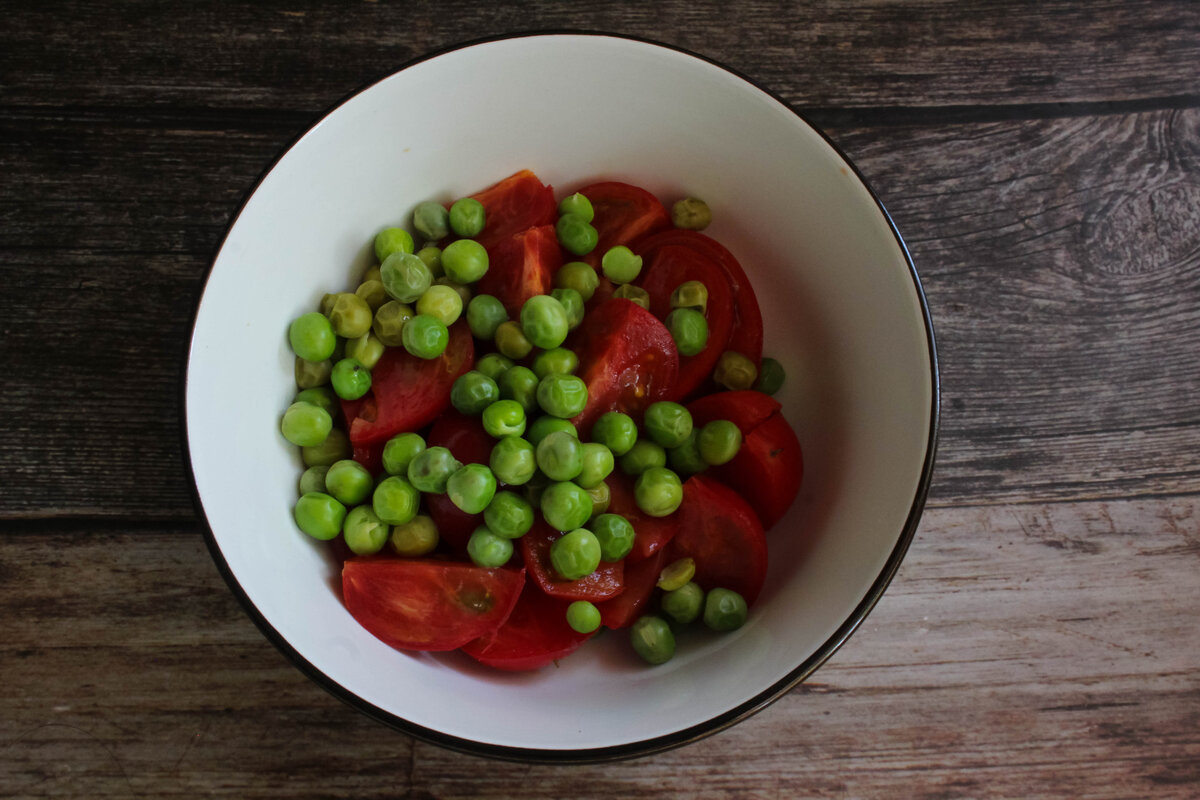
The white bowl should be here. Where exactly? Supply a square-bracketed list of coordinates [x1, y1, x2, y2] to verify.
[185, 33, 938, 761]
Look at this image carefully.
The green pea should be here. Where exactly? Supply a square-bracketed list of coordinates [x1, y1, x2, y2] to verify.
[293, 492, 346, 541]
[416, 245, 444, 278]
[666, 308, 709, 357]
[390, 514, 439, 557]
[298, 464, 329, 495]
[703, 587, 748, 631]
[671, 197, 712, 230]
[526, 415, 578, 447]
[540, 481, 593, 532]
[601, 245, 643, 284]
[476, 352, 514, 382]
[412, 201, 450, 241]
[328, 293, 373, 339]
[670, 280, 708, 313]
[590, 513, 635, 561]
[754, 357, 786, 395]
[344, 332, 385, 370]
[293, 386, 338, 417]
[531, 347, 579, 379]
[372, 300, 414, 346]
[433, 276, 472, 306]
[630, 615, 675, 665]
[289, 312, 336, 361]
[355, 279, 388, 312]
[324, 458, 374, 506]
[536, 373, 588, 419]
[281, 401, 332, 447]
[343, 505, 390, 555]
[489, 436, 537, 486]
[657, 557, 696, 591]
[619, 439, 666, 477]
[590, 411, 638, 456]
[713, 351, 758, 391]
[451, 370, 500, 415]
[467, 525, 513, 568]
[330, 358, 372, 401]
[401, 314, 449, 359]
[556, 212, 598, 256]
[381, 432, 425, 476]
[407, 446, 461, 494]
[558, 192, 594, 222]
[661, 581, 705, 624]
[441, 238, 489, 284]
[483, 490, 535, 539]
[555, 261, 600, 301]
[585, 480, 611, 517]
[301, 428, 350, 467]
[550, 528, 601, 580]
[380, 251, 433, 304]
[416, 284, 464, 326]
[494, 320, 533, 360]
[550, 288, 585, 330]
[520, 294, 570, 350]
[612, 283, 650, 310]
[634, 466, 683, 517]
[482, 399, 526, 438]
[372, 475, 420, 525]
[576, 442, 615, 489]
[667, 429, 709, 476]
[643, 401, 693, 448]
[566, 600, 601, 634]
[447, 463, 498, 515]
[448, 197, 486, 238]
[698, 419, 743, 466]
[536, 430, 584, 481]
[295, 356, 332, 389]
[466, 294, 508, 340]
[498, 365, 539, 412]
[375, 227, 414, 261]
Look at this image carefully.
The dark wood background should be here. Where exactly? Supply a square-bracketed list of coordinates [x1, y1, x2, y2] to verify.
[4, 1, 1199, 797]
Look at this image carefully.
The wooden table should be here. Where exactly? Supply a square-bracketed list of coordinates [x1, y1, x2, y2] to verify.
[4, 2, 1198, 796]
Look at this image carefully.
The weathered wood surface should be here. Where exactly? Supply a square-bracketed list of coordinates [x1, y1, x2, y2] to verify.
[2, 0, 1199, 796]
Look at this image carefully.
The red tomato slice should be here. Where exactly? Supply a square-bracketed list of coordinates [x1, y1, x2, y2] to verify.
[475, 224, 562, 317]
[686, 390, 782, 435]
[637, 244, 735, 401]
[634, 230, 763, 367]
[706, 412, 803, 530]
[468, 169, 557, 251]
[342, 559, 525, 652]
[567, 298, 680, 435]
[573, 181, 672, 269]
[344, 322, 474, 449]
[520, 519, 625, 601]
[605, 471, 680, 561]
[596, 548, 667, 630]
[461, 577, 594, 670]
[667, 475, 768, 606]
[424, 411, 496, 552]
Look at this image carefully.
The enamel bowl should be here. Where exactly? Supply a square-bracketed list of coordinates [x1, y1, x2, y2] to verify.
[185, 33, 938, 762]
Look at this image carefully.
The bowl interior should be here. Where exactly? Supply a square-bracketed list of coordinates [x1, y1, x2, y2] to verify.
[187, 34, 936, 758]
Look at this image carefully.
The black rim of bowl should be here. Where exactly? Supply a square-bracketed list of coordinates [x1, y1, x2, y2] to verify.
[181, 30, 941, 764]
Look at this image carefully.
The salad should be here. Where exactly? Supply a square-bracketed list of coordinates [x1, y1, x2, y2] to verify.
[280, 170, 803, 669]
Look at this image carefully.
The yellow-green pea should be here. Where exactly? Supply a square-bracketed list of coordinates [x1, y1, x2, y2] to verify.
[714, 351, 758, 391]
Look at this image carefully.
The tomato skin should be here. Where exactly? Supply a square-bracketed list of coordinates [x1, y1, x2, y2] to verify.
[461, 577, 594, 670]
[637, 244, 734, 401]
[667, 475, 768, 606]
[467, 169, 558, 250]
[520, 519, 625, 601]
[605, 471, 680, 561]
[475, 224, 561, 317]
[342, 559, 525, 652]
[573, 181, 671, 269]
[686, 390, 781, 435]
[344, 322, 474, 449]
[568, 298, 680, 435]
[596, 548, 667, 630]
[424, 411, 496, 552]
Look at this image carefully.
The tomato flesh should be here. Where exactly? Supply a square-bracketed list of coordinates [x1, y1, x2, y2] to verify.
[468, 169, 558, 251]
[686, 390, 782, 435]
[573, 181, 671, 269]
[596, 548, 667, 630]
[667, 475, 768, 606]
[461, 577, 594, 670]
[342, 559, 525, 652]
[605, 470, 680, 561]
[475, 224, 561, 317]
[520, 519, 625, 601]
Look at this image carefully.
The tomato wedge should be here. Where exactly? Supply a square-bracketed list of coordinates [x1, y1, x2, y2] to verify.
[342, 559, 524, 652]
[573, 181, 672, 269]
[596, 548, 667, 630]
[520, 520, 625, 601]
[605, 471, 680, 561]
[468, 169, 557, 251]
[667, 475, 768, 606]
[424, 411, 496, 552]
[568, 298, 680, 435]
[637, 244, 735, 401]
[634, 230, 763, 367]
[686, 390, 781, 435]
[461, 577, 594, 670]
[475, 224, 561, 317]
[344, 322, 474, 449]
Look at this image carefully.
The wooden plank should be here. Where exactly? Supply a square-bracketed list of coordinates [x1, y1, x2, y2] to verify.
[1, 1, 1198, 112]
[2, 498, 1198, 797]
